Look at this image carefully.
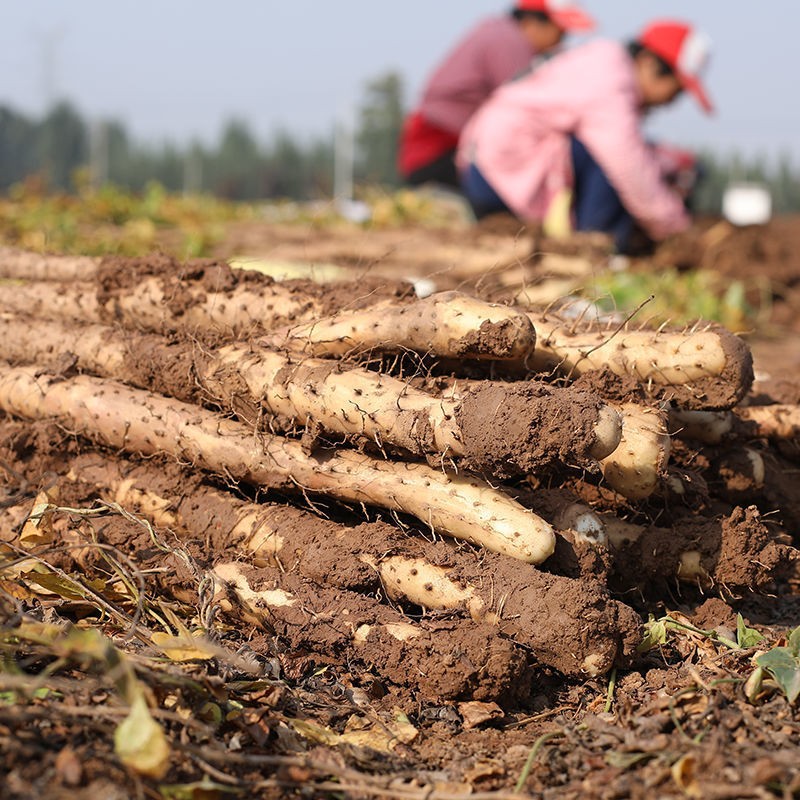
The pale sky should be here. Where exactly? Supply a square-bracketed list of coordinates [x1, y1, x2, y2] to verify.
[0, 1, 797, 159]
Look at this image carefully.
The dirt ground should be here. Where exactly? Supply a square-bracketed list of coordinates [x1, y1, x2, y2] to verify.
[1, 215, 800, 799]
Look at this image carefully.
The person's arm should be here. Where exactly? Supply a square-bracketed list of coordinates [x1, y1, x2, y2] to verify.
[574, 91, 691, 240]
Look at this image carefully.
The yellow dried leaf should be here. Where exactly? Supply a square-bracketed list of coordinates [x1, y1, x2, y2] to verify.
[291, 711, 418, 755]
[671, 754, 701, 798]
[114, 693, 170, 778]
[0, 578, 33, 601]
[19, 493, 57, 549]
[151, 630, 217, 662]
[288, 718, 340, 746]
[22, 571, 86, 601]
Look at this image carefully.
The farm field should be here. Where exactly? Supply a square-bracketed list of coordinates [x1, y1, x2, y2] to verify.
[0, 192, 799, 799]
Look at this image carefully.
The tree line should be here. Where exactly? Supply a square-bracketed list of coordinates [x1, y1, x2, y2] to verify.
[1, 70, 799, 213]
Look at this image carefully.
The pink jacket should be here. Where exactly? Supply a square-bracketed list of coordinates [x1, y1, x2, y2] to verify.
[458, 40, 690, 240]
[417, 16, 536, 135]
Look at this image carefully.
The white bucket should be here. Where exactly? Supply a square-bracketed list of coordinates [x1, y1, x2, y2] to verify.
[722, 183, 772, 226]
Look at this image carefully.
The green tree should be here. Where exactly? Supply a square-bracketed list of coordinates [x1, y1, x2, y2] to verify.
[355, 71, 405, 187]
[211, 119, 263, 199]
[36, 101, 88, 189]
[0, 106, 37, 189]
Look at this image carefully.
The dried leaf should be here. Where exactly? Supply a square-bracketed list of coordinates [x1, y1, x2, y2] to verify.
[159, 776, 241, 799]
[54, 746, 83, 786]
[0, 578, 33, 600]
[19, 490, 58, 549]
[458, 700, 503, 730]
[288, 718, 340, 747]
[671, 754, 701, 797]
[151, 630, 217, 662]
[22, 571, 86, 601]
[114, 693, 170, 778]
[290, 710, 418, 754]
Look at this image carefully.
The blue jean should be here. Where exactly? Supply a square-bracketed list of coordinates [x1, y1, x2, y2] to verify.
[570, 137, 634, 252]
[462, 138, 636, 251]
[460, 163, 511, 220]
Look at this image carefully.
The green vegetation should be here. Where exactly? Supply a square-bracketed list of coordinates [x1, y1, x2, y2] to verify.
[586, 266, 767, 332]
[0, 177, 257, 257]
[754, 626, 800, 705]
[0, 71, 406, 203]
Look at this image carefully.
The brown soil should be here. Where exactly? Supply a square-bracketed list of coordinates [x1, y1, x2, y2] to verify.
[2, 219, 800, 798]
[456, 383, 604, 477]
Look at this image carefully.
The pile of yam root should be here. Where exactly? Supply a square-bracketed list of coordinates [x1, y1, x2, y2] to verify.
[1, 247, 799, 705]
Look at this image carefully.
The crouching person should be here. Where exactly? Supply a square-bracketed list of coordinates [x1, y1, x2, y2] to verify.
[397, 1, 595, 190]
[458, 20, 714, 252]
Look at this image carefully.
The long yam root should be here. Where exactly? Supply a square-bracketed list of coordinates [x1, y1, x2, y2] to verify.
[0, 364, 555, 563]
[0, 248, 99, 281]
[0, 314, 620, 476]
[263, 291, 537, 360]
[525, 312, 754, 410]
[0, 276, 323, 337]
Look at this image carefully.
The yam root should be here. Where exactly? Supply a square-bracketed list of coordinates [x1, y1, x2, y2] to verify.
[0, 314, 621, 476]
[669, 408, 733, 444]
[62, 452, 639, 676]
[600, 403, 671, 500]
[525, 312, 754, 410]
[0, 276, 323, 337]
[0, 364, 555, 563]
[0, 248, 99, 281]
[372, 555, 640, 676]
[0, 255, 410, 338]
[263, 291, 537, 360]
[211, 562, 528, 703]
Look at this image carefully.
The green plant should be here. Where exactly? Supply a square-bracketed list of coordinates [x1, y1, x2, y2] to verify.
[587, 267, 761, 331]
[753, 626, 800, 704]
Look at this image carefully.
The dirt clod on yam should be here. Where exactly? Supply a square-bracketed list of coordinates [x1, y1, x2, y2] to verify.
[456, 382, 606, 476]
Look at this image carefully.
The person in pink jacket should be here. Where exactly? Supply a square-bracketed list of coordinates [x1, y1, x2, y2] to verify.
[457, 20, 714, 252]
[397, 1, 595, 189]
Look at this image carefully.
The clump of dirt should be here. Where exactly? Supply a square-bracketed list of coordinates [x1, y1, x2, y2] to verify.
[654, 217, 800, 286]
[456, 382, 605, 476]
[572, 370, 648, 405]
[222, 563, 530, 704]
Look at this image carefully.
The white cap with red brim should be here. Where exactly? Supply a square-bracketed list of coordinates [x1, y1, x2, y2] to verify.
[639, 20, 714, 114]
[516, 0, 596, 32]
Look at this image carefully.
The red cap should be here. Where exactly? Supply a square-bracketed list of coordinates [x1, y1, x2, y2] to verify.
[638, 20, 714, 113]
[516, 0, 596, 32]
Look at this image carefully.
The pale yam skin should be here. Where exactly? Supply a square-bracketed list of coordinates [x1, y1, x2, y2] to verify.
[265, 291, 537, 361]
[0, 276, 323, 336]
[600, 403, 671, 500]
[0, 314, 618, 477]
[526, 312, 754, 410]
[0, 364, 555, 564]
[0, 247, 99, 281]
